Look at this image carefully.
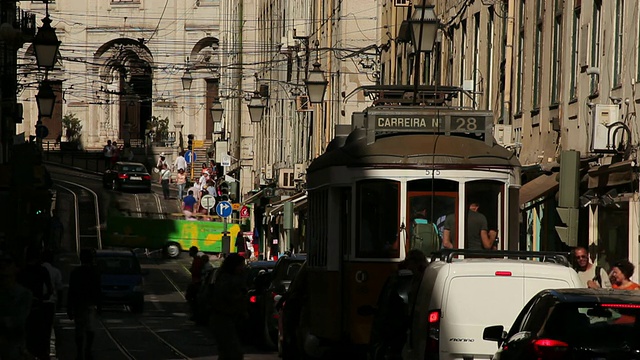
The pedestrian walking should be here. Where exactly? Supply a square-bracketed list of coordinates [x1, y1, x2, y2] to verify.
[102, 139, 114, 170]
[0, 253, 33, 360]
[42, 249, 63, 360]
[176, 168, 187, 200]
[610, 259, 640, 290]
[67, 248, 101, 360]
[186, 246, 205, 321]
[174, 151, 187, 172]
[159, 164, 172, 200]
[573, 246, 612, 288]
[110, 141, 120, 168]
[156, 152, 168, 169]
[16, 246, 53, 360]
[211, 253, 247, 359]
[49, 209, 64, 252]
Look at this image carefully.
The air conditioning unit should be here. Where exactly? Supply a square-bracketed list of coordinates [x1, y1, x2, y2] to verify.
[297, 95, 311, 112]
[591, 104, 620, 153]
[278, 168, 295, 189]
[294, 163, 306, 181]
[265, 164, 274, 180]
[494, 124, 512, 146]
[280, 30, 296, 54]
[394, 0, 410, 6]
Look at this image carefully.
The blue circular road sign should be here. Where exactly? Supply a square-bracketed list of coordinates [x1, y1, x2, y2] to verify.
[215, 201, 233, 218]
[184, 150, 197, 164]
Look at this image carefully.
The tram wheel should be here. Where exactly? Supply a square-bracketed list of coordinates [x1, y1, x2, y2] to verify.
[165, 243, 181, 258]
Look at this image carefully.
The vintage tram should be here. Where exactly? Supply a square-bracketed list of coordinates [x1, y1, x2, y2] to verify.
[297, 86, 521, 356]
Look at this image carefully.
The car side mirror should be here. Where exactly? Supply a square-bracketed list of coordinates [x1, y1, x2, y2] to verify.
[482, 325, 505, 346]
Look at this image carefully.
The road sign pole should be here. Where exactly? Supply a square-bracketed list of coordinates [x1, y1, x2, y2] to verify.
[190, 152, 194, 181]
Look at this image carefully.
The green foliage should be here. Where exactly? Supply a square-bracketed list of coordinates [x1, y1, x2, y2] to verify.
[147, 115, 169, 142]
[62, 113, 83, 143]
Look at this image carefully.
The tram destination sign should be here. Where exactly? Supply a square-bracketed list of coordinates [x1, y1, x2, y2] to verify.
[366, 109, 493, 145]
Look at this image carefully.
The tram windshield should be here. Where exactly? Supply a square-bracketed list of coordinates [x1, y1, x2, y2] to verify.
[407, 179, 505, 250]
[356, 180, 400, 258]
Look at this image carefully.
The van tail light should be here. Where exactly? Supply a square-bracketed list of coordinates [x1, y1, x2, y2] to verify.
[532, 338, 568, 359]
[118, 173, 129, 179]
[142, 175, 151, 180]
[249, 295, 257, 303]
[495, 271, 512, 276]
[425, 309, 441, 358]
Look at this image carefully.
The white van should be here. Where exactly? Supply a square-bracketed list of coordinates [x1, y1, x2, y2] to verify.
[403, 250, 584, 360]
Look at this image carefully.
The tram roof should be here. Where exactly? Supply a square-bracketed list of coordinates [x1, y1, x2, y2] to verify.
[308, 132, 520, 173]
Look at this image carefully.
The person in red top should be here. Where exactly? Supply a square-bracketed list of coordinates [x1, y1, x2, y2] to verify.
[610, 259, 640, 290]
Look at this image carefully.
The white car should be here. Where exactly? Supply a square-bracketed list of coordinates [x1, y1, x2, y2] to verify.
[403, 249, 585, 360]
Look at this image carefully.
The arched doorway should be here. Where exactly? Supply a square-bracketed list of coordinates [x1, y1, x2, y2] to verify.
[190, 37, 220, 140]
[94, 39, 154, 142]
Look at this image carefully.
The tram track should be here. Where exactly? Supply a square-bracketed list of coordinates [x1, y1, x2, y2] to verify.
[54, 179, 102, 253]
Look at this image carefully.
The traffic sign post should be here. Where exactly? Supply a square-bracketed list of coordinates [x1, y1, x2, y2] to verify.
[215, 201, 233, 218]
[200, 194, 216, 210]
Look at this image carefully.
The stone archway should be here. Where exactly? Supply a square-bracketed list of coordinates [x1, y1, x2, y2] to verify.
[94, 39, 154, 142]
[190, 37, 220, 140]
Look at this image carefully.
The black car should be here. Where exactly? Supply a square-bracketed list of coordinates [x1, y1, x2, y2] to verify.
[243, 261, 276, 342]
[483, 288, 640, 359]
[256, 254, 306, 349]
[95, 249, 145, 313]
[103, 161, 151, 192]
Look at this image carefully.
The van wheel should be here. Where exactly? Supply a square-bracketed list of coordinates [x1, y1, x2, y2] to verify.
[165, 243, 181, 258]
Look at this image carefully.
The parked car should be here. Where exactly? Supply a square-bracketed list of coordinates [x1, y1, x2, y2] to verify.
[257, 254, 306, 349]
[483, 288, 640, 359]
[403, 249, 584, 360]
[95, 249, 145, 313]
[103, 161, 151, 192]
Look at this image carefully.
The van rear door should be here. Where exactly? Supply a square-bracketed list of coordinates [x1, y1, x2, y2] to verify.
[523, 263, 581, 301]
[440, 264, 524, 359]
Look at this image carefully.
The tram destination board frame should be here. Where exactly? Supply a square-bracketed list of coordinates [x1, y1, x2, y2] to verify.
[365, 107, 494, 145]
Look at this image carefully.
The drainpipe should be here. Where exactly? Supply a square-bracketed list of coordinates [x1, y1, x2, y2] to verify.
[503, 0, 515, 125]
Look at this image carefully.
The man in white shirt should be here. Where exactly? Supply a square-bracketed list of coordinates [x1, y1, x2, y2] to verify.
[574, 246, 611, 288]
[174, 151, 187, 172]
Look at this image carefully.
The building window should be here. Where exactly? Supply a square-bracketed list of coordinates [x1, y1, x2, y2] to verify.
[447, 29, 454, 86]
[590, 0, 601, 95]
[422, 52, 432, 85]
[533, 0, 543, 110]
[396, 55, 403, 85]
[516, 0, 525, 114]
[613, 0, 624, 87]
[570, 7, 580, 100]
[408, 52, 415, 84]
[551, 0, 562, 104]
[486, 7, 494, 110]
[638, 13, 640, 82]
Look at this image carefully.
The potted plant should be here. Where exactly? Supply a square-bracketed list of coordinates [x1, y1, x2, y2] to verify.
[60, 113, 83, 151]
[147, 116, 169, 144]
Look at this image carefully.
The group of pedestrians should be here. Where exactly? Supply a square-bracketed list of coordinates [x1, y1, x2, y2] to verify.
[102, 139, 134, 170]
[573, 246, 640, 290]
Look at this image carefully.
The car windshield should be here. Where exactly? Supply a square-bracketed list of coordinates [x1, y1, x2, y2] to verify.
[121, 165, 146, 172]
[541, 303, 640, 348]
[97, 256, 141, 275]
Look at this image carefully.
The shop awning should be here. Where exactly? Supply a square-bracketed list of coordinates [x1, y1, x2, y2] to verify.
[519, 173, 559, 207]
[588, 160, 636, 189]
[242, 189, 265, 205]
[265, 192, 307, 217]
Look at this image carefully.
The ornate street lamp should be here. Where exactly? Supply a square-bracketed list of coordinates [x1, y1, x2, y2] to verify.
[305, 60, 328, 104]
[247, 91, 265, 123]
[36, 80, 56, 118]
[210, 98, 224, 123]
[33, 10, 60, 69]
[409, 4, 439, 53]
[181, 69, 193, 90]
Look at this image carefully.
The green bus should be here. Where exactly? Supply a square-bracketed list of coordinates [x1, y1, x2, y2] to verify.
[105, 214, 242, 257]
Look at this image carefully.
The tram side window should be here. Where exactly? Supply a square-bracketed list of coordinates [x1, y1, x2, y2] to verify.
[356, 180, 400, 258]
[464, 180, 504, 250]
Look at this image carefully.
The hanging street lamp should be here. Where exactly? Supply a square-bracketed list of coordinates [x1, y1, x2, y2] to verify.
[247, 91, 265, 123]
[305, 61, 328, 104]
[409, 4, 439, 53]
[36, 80, 56, 118]
[181, 69, 193, 90]
[33, 13, 61, 69]
[210, 98, 224, 123]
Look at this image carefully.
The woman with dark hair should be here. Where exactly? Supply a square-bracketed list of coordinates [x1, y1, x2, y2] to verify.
[610, 259, 640, 290]
[211, 253, 247, 359]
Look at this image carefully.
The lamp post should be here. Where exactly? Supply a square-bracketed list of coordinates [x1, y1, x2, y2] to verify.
[33, 3, 60, 70]
[36, 80, 56, 118]
[210, 98, 224, 124]
[247, 91, 265, 123]
[408, 4, 439, 53]
[181, 69, 193, 91]
[305, 61, 328, 104]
